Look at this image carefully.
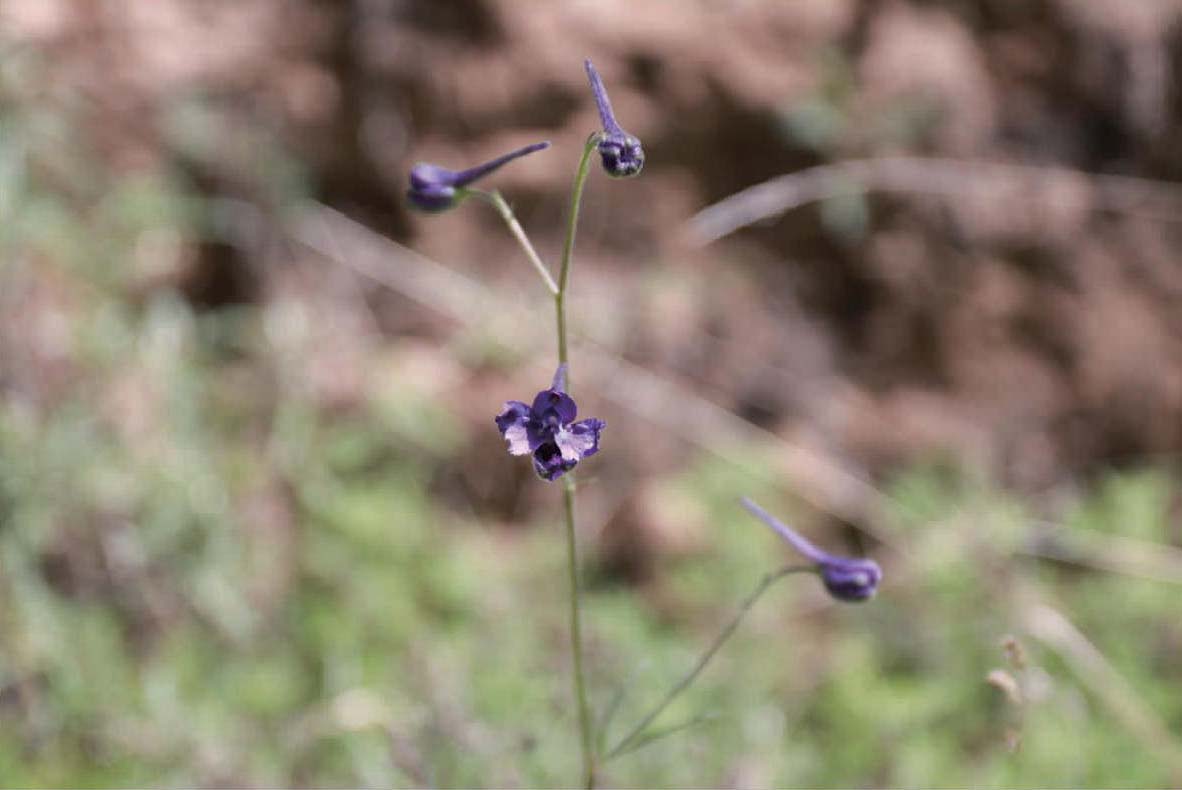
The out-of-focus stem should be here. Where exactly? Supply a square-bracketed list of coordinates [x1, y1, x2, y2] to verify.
[482, 190, 559, 295]
[607, 565, 813, 760]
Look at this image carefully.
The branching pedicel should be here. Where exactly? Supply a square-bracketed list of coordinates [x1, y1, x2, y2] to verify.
[406, 58, 880, 788]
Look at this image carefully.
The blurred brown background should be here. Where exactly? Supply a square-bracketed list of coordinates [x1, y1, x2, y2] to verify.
[12, 0, 1182, 493]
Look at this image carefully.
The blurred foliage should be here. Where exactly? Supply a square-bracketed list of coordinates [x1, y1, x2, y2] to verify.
[3, 338, 1182, 788]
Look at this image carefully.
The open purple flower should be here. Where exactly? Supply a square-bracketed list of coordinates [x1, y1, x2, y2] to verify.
[495, 364, 605, 481]
[407, 141, 550, 212]
[740, 498, 881, 602]
[584, 59, 645, 178]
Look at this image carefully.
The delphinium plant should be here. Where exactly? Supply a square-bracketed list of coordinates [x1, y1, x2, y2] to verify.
[406, 58, 880, 788]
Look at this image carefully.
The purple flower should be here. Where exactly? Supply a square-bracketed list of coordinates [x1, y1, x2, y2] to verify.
[740, 498, 881, 602]
[495, 364, 605, 481]
[584, 59, 645, 178]
[407, 141, 550, 212]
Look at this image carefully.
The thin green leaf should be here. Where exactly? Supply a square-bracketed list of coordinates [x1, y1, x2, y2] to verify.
[609, 713, 722, 760]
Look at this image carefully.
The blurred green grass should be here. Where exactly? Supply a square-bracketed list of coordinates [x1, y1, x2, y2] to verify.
[2, 44, 1182, 789]
[3, 306, 1181, 787]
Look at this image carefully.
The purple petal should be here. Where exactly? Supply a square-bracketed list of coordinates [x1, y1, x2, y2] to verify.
[532, 443, 577, 481]
[584, 59, 623, 135]
[495, 401, 533, 455]
[409, 163, 457, 190]
[451, 141, 551, 188]
[531, 388, 577, 425]
[556, 418, 604, 461]
[525, 419, 553, 450]
[406, 184, 458, 212]
[551, 363, 569, 393]
[596, 132, 645, 179]
[741, 497, 882, 603]
[739, 497, 826, 564]
[818, 557, 882, 602]
[407, 144, 549, 212]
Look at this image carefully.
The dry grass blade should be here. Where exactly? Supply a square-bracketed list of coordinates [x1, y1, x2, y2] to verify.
[1021, 599, 1182, 781]
[686, 157, 1182, 245]
[1022, 521, 1182, 586]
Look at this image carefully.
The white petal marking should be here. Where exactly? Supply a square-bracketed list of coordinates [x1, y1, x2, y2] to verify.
[503, 421, 531, 455]
[555, 426, 596, 462]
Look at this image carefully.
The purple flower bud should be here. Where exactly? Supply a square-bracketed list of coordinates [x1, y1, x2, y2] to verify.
[584, 59, 645, 178]
[407, 141, 550, 212]
[813, 555, 882, 602]
[740, 498, 881, 602]
[495, 364, 605, 482]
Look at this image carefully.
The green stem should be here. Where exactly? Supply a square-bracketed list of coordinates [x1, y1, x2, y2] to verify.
[480, 190, 559, 295]
[563, 475, 596, 788]
[555, 135, 600, 789]
[555, 135, 600, 370]
[606, 565, 814, 760]
[482, 136, 600, 787]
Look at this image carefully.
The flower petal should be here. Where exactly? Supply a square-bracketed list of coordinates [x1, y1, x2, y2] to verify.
[819, 557, 882, 602]
[531, 388, 577, 424]
[407, 183, 458, 212]
[551, 363, 569, 393]
[739, 497, 826, 564]
[495, 401, 533, 455]
[584, 59, 623, 135]
[451, 141, 551, 188]
[532, 442, 577, 481]
[409, 163, 457, 190]
[556, 418, 604, 461]
[597, 133, 645, 179]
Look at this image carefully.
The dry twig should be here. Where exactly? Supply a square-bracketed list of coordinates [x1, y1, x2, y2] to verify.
[686, 156, 1182, 245]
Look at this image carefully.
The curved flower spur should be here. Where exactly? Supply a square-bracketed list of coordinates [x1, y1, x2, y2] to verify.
[740, 497, 882, 601]
[584, 59, 645, 178]
[495, 364, 605, 481]
[406, 141, 550, 211]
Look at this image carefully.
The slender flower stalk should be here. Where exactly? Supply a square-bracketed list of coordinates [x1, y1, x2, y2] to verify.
[488, 132, 602, 788]
[607, 565, 812, 759]
[543, 90, 642, 781]
[608, 499, 882, 760]
[415, 62, 643, 789]
[563, 474, 595, 787]
[554, 133, 601, 789]
[407, 58, 884, 788]
[556, 135, 600, 369]
[481, 190, 559, 295]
